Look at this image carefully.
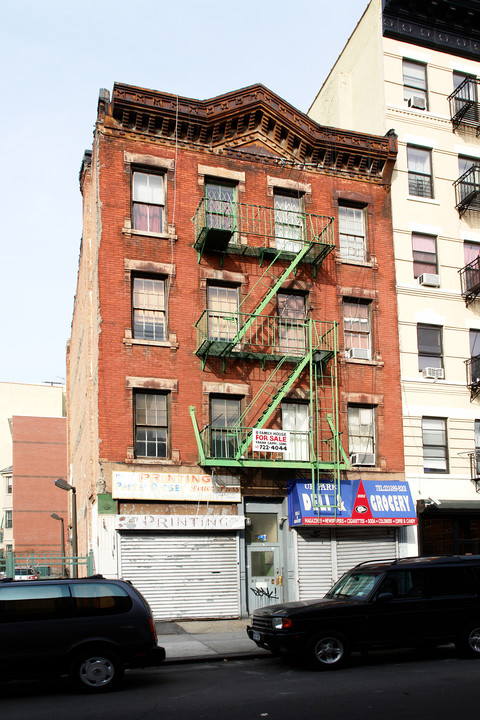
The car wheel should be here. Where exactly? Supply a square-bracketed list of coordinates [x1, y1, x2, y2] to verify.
[456, 624, 480, 658]
[307, 632, 350, 670]
[70, 649, 123, 692]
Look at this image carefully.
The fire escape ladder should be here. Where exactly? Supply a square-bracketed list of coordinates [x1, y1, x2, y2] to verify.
[230, 241, 313, 344]
[234, 353, 311, 460]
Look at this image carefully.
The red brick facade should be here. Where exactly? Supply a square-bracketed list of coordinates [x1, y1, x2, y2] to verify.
[11, 416, 67, 554]
[69, 83, 403, 560]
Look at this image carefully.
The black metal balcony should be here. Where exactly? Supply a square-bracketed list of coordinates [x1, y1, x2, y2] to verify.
[459, 256, 480, 305]
[449, 78, 480, 135]
[466, 354, 480, 400]
[467, 450, 480, 493]
[454, 165, 480, 217]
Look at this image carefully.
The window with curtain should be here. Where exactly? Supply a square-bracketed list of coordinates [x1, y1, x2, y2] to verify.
[403, 59, 428, 108]
[348, 405, 375, 457]
[343, 299, 371, 357]
[412, 233, 437, 278]
[274, 193, 304, 252]
[132, 172, 164, 233]
[277, 293, 307, 355]
[282, 402, 309, 461]
[407, 146, 433, 198]
[205, 181, 236, 235]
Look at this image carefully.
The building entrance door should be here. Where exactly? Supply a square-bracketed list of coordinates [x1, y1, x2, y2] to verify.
[245, 504, 284, 612]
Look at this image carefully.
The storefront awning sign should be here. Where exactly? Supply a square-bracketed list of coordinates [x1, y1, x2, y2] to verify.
[112, 471, 241, 502]
[288, 479, 417, 526]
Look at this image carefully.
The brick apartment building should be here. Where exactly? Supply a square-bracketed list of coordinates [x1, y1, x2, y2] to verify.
[68, 82, 409, 619]
[10, 416, 67, 555]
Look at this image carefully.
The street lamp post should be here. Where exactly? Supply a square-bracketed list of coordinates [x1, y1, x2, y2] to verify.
[54, 478, 78, 578]
[50, 513, 65, 577]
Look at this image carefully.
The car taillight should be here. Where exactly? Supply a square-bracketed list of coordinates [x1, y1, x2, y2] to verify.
[149, 616, 158, 642]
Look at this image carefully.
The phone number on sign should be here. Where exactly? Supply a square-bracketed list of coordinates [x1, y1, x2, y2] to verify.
[256, 443, 288, 452]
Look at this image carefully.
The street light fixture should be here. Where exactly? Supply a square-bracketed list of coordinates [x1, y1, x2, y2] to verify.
[50, 513, 65, 576]
[54, 477, 78, 578]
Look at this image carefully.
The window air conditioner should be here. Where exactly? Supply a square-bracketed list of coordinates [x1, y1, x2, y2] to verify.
[408, 96, 426, 110]
[422, 367, 445, 380]
[350, 453, 376, 467]
[346, 348, 370, 360]
[418, 273, 440, 287]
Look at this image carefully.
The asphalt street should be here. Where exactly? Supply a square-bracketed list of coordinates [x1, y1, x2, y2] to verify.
[2, 646, 480, 720]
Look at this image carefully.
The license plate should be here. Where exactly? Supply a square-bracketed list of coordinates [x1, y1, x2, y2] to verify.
[253, 631, 261, 642]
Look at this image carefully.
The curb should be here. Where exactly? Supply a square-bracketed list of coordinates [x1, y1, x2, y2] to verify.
[162, 650, 271, 665]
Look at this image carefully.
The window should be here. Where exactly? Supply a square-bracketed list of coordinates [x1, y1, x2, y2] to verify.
[464, 241, 480, 266]
[5, 510, 12, 529]
[132, 171, 164, 233]
[343, 299, 371, 359]
[210, 396, 241, 459]
[348, 405, 375, 459]
[453, 71, 478, 118]
[5, 474, 12, 494]
[459, 156, 478, 178]
[417, 324, 443, 371]
[205, 180, 236, 235]
[282, 402, 309, 461]
[135, 392, 168, 459]
[403, 60, 427, 108]
[412, 233, 437, 278]
[470, 330, 480, 386]
[274, 193, 304, 252]
[407, 146, 433, 198]
[207, 285, 239, 342]
[132, 276, 166, 341]
[422, 417, 448, 473]
[338, 205, 366, 262]
[277, 293, 307, 355]
[71, 583, 133, 617]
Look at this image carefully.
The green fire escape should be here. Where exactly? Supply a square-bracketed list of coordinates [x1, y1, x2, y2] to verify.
[189, 196, 349, 508]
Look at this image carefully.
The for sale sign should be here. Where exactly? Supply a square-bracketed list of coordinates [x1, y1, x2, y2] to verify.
[253, 429, 289, 453]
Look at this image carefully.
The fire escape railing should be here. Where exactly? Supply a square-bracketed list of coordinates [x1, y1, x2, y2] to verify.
[466, 354, 480, 401]
[459, 256, 480, 305]
[192, 198, 335, 270]
[454, 165, 480, 217]
[466, 451, 480, 493]
[448, 78, 480, 135]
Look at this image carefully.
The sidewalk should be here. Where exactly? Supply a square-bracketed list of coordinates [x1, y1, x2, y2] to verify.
[155, 619, 270, 664]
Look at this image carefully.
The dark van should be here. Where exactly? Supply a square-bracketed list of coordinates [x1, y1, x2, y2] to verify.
[0, 576, 165, 691]
[247, 555, 480, 669]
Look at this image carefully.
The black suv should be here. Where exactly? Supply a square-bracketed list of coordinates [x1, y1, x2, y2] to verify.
[247, 555, 480, 669]
[0, 576, 165, 691]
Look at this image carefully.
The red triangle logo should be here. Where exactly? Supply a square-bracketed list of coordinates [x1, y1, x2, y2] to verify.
[351, 480, 373, 519]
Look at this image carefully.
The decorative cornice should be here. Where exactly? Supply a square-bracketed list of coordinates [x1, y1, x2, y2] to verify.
[383, 0, 480, 61]
[96, 83, 397, 185]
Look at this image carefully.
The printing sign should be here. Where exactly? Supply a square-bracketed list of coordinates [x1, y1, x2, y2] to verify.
[288, 479, 417, 526]
[253, 429, 289, 453]
[112, 471, 241, 502]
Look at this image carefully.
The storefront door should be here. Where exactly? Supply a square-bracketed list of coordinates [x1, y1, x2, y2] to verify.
[245, 504, 284, 612]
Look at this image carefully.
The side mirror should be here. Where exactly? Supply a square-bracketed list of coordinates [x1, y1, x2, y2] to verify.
[376, 592, 394, 602]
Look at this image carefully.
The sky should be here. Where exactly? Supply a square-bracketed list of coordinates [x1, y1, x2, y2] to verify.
[0, 0, 369, 385]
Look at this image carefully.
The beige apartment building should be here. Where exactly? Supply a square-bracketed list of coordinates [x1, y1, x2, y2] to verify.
[309, 0, 480, 555]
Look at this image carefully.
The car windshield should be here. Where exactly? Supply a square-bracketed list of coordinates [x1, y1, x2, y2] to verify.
[325, 572, 379, 599]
